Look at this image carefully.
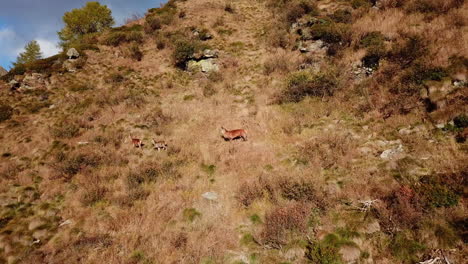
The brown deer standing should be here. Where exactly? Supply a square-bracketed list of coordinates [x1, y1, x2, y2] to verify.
[220, 127, 248, 141]
[129, 136, 143, 148]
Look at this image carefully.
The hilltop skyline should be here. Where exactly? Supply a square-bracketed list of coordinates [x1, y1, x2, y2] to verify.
[0, 0, 165, 70]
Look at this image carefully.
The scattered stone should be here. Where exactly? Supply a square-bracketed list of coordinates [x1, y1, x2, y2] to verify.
[21, 73, 45, 90]
[298, 40, 326, 54]
[9, 80, 20, 91]
[187, 58, 219, 73]
[67, 48, 80, 59]
[63, 60, 77, 72]
[78, 142, 89, 145]
[380, 144, 404, 160]
[339, 245, 361, 263]
[202, 191, 218, 201]
[59, 219, 73, 227]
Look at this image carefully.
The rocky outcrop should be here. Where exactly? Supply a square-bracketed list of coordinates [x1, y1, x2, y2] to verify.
[8, 73, 46, 91]
[67, 48, 80, 59]
[187, 49, 220, 73]
[0, 66, 7, 77]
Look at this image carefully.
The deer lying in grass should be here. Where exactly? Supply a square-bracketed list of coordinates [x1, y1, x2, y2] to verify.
[130, 136, 143, 148]
[152, 139, 168, 151]
[220, 127, 248, 141]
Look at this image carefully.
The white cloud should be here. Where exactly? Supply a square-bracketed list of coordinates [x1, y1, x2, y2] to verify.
[0, 27, 23, 68]
[36, 38, 61, 57]
[0, 27, 23, 54]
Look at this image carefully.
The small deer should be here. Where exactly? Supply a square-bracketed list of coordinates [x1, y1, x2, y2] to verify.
[220, 127, 248, 141]
[152, 139, 168, 151]
[129, 136, 143, 148]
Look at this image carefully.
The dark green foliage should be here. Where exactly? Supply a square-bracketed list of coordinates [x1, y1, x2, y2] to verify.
[145, 16, 162, 33]
[102, 30, 143, 47]
[329, 9, 353, 23]
[277, 70, 339, 103]
[306, 228, 359, 264]
[173, 40, 195, 68]
[309, 21, 351, 44]
[172, 39, 208, 69]
[2, 53, 68, 82]
[53, 152, 102, 179]
[406, 0, 464, 15]
[389, 233, 425, 263]
[147, 0, 178, 25]
[0, 104, 13, 122]
[285, 1, 319, 25]
[351, 0, 373, 9]
[401, 65, 448, 85]
[418, 175, 460, 208]
[388, 35, 428, 67]
[201, 163, 216, 175]
[128, 43, 143, 61]
[278, 178, 319, 203]
[454, 114, 468, 129]
[359, 31, 385, 49]
[183, 208, 201, 222]
[51, 121, 80, 139]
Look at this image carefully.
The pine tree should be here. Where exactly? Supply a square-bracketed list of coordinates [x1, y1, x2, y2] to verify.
[15, 40, 42, 66]
[58, 2, 114, 47]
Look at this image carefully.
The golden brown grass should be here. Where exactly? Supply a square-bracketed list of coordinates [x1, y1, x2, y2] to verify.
[0, 0, 467, 263]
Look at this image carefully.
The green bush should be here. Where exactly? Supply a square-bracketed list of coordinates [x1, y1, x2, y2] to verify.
[128, 43, 143, 61]
[277, 70, 339, 103]
[454, 114, 468, 129]
[388, 34, 428, 67]
[329, 9, 353, 23]
[285, 1, 319, 25]
[389, 233, 425, 263]
[306, 228, 359, 264]
[277, 178, 319, 203]
[309, 21, 351, 44]
[53, 152, 102, 179]
[147, 0, 178, 25]
[172, 39, 208, 68]
[351, 0, 373, 9]
[359, 31, 385, 49]
[145, 16, 162, 33]
[51, 121, 80, 139]
[183, 208, 201, 222]
[0, 104, 13, 122]
[103, 30, 143, 47]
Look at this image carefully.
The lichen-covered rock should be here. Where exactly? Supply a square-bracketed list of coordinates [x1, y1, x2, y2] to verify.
[67, 48, 80, 59]
[187, 58, 219, 73]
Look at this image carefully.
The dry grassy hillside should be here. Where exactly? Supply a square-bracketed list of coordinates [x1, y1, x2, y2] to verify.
[0, 0, 467, 263]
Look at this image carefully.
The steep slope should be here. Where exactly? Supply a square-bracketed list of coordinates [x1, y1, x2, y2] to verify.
[0, 0, 467, 263]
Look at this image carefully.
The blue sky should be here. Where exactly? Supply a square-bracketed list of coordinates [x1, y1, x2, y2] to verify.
[0, 0, 165, 70]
